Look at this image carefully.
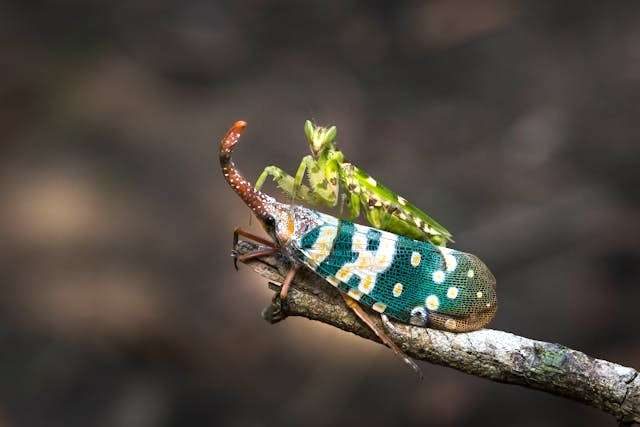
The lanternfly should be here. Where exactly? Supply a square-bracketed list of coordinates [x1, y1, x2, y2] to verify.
[220, 121, 497, 377]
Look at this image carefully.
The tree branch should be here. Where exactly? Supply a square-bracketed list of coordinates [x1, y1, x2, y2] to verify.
[235, 241, 640, 425]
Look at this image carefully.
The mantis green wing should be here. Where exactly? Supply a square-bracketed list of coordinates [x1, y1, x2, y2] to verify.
[344, 164, 452, 245]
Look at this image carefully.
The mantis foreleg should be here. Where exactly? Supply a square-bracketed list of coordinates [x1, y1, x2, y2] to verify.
[255, 165, 321, 206]
[346, 191, 361, 220]
[292, 155, 314, 202]
[364, 205, 386, 229]
[294, 156, 340, 207]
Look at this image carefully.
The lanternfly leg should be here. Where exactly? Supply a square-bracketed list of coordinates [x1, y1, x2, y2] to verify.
[237, 248, 278, 264]
[340, 294, 423, 379]
[232, 227, 278, 270]
[233, 227, 277, 248]
[279, 265, 300, 299]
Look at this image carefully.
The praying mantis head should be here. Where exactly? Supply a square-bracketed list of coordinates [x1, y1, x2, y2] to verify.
[304, 120, 337, 159]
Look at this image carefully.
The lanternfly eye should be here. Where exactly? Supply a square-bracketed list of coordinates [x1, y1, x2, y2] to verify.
[410, 306, 428, 326]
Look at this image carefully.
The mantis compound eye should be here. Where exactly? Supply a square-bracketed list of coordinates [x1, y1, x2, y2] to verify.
[410, 306, 429, 326]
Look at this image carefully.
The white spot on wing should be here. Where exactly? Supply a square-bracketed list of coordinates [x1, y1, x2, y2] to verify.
[372, 302, 387, 313]
[320, 227, 337, 239]
[358, 274, 375, 295]
[438, 247, 457, 272]
[302, 224, 338, 265]
[444, 254, 457, 272]
[410, 251, 421, 267]
[432, 270, 445, 284]
[425, 295, 440, 311]
[392, 282, 403, 297]
[333, 225, 397, 294]
[317, 212, 339, 226]
[347, 288, 362, 300]
[352, 233, 367, 252]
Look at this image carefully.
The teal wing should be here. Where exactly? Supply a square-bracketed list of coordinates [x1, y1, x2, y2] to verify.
[293, 215, 496, 332]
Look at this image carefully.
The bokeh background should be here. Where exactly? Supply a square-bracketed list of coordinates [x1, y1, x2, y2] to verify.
[2, 1, 640, 426]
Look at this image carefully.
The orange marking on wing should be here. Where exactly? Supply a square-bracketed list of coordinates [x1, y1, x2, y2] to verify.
[287, 214, 295, 237]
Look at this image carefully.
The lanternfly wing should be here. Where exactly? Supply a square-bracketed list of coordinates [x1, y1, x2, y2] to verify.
[293, 213, 496, 332]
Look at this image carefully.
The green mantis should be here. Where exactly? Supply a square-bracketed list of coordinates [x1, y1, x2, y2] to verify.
[255, 120, 452, 247]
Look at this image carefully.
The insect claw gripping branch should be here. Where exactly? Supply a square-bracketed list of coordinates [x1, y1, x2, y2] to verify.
[232, 227, 277, 270]
[219, 120, 497, 375]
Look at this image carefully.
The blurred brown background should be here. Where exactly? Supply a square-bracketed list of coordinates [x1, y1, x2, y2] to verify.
[2, 1, 640, 426]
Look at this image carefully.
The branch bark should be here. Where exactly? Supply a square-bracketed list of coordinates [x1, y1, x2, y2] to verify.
[235, 240, 640, 425]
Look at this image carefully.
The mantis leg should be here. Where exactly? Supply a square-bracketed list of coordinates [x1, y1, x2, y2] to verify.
[345, 192, 361, 220]
[364, 205, 385, 229]
[292, 155, 315, 204]
[338, 164, 362, 220]
[363, 201, 397, 232]
[294, 156, 342, 208]
[255, 165, 320, 206]
[340, 293, 423, 379]
[323, 158, 341, 206]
